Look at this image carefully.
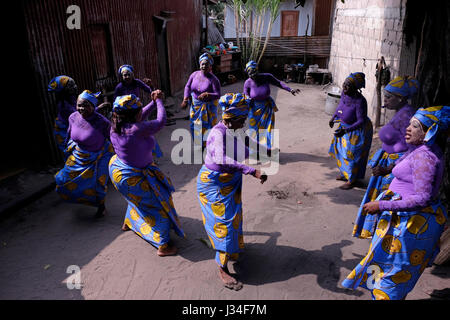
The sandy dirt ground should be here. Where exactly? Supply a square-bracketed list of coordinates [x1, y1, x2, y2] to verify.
[0, 82, 448, 300]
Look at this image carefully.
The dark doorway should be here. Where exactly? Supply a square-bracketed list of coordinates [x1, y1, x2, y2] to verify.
[153, 16, 171, 96]
[1, 4, 54, 180]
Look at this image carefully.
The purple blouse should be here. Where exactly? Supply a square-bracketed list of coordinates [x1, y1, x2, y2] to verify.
[183, 71, 221, 101]
[243, 73, 291, 100]
[205, 122, 256, 175]
[57, 96, 77, 125]
[378, 104, 415, 154]
[379, 144, 444, 212]
[114, 79, 152, 100]
[332, 93, 368, 131]
[110, 99, 165, 169]
[68, 111, 111, 152]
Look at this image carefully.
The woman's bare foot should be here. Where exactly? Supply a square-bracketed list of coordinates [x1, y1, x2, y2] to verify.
[121, 223, 131, 231]
[157, 244, 177, 257]
[339, 181, 355, 190]
[336, 175, 347, 181]
[219, 266, 243, 291]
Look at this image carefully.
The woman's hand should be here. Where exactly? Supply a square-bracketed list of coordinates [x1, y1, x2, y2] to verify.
[180, 98, 189, 109]
[372, 166, 387, 177]
[197, 92, 209, 101]
[254, 169, 268, 184]
[329, 118, 335, 128]
[151, 89, 163, 101]
[334, 127, 346, 137]
[290, 88, 301, 96]
[363, 201, 381, 215]
[143, 78, 152, 87]
[372, 164, 394, 177]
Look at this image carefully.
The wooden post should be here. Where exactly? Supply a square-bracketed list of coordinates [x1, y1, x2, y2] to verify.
[375, 56, 385, 128]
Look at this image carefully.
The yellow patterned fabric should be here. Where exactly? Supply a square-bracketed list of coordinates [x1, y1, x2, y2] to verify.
[342, 190, 447, 300]
[55, 140, 114, 207]
[197, 165, 244, 267]
[109, 154, 185, 248]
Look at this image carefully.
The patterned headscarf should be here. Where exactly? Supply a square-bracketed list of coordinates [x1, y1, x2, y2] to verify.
[384, 76, 419, 98]
[113, 94, 143, 113]
[346, 72, 366, 89]
[78, 90, 101, 107]
[245, 60, 258, 73]
[413, 105, 450, 146]
[218, 93, 251, 120]
[118, 64, 134, 76]
[199, 53, 214, 66]
[48, 75, 73, 92]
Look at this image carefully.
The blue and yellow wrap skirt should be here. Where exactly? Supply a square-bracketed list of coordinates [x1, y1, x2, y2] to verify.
[54, 117, 69, 157]
[342, 190, 447, 300]
[248, 97, 278, 151]
[109, 154, 185, 249]
[189, 96, 218, 148]
[55, 140, 114, 207]
[353, 148, 404, 238]
[197, 165, 244, 267]
[328, 118, 373, 183]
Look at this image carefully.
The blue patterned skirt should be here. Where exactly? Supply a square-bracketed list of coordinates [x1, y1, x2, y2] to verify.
[328, 119, 373, 183]
[54, 117, 69, 158]
[197, 165, 244, 267]
[352, 148, 404, 238]
[342, 190, 447, 300]
[55, 140, 114, 207]
[248, 97, 278, 151]
[109, 154, 185, 248]
[189, 96, 218, 148]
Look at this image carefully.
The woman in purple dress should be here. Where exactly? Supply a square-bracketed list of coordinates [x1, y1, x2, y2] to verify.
[197, 93, 267, 290]
[109, 93, 184, 256]
[114, 64, 164, 159]
[55, 90, 114, 218]
[114, 64, 154, 100]
[181, 53, 221, 149]
[47, 75, 78, 156]
[244, 60, 300, 158]
[328, 72, 373, 189]
[342, 106, 449, 300]
[353, 76, 419, 238]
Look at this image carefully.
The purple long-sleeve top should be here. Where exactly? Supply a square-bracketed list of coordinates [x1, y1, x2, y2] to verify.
[57, 96, 77, 125]
[332, 92, 368, 131]
[110, 99, 165, 169]
[205, 122, 256, 175]
[378, 104, 415, 154]
[183, 71, 221, 101]
[379, 144, 444, 212]
[68, 111, 111, 152]
[243, 73, 291, 100]
[114, 79, 153, 100]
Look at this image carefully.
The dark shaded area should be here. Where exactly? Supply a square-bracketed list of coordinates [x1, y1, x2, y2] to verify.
[403, 0, 450, 212]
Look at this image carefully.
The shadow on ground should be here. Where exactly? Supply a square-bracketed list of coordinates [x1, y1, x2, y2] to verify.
[175, 216, 364, 297]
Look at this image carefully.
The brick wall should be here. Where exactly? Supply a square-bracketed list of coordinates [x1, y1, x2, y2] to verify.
[328, 0, 416, 123]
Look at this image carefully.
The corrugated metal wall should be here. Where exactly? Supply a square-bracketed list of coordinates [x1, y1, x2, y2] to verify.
[22, 0, 202, 165]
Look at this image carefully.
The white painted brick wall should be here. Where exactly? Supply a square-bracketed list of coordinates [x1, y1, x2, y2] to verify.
[329, 0, 410, 118]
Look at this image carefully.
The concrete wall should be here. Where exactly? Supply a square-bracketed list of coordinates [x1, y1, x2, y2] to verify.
[224, 0, 314, 38]
[328, 0, 416, 122]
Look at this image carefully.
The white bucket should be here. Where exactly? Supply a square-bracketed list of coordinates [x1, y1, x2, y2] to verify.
[325, 92, 341, 115]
